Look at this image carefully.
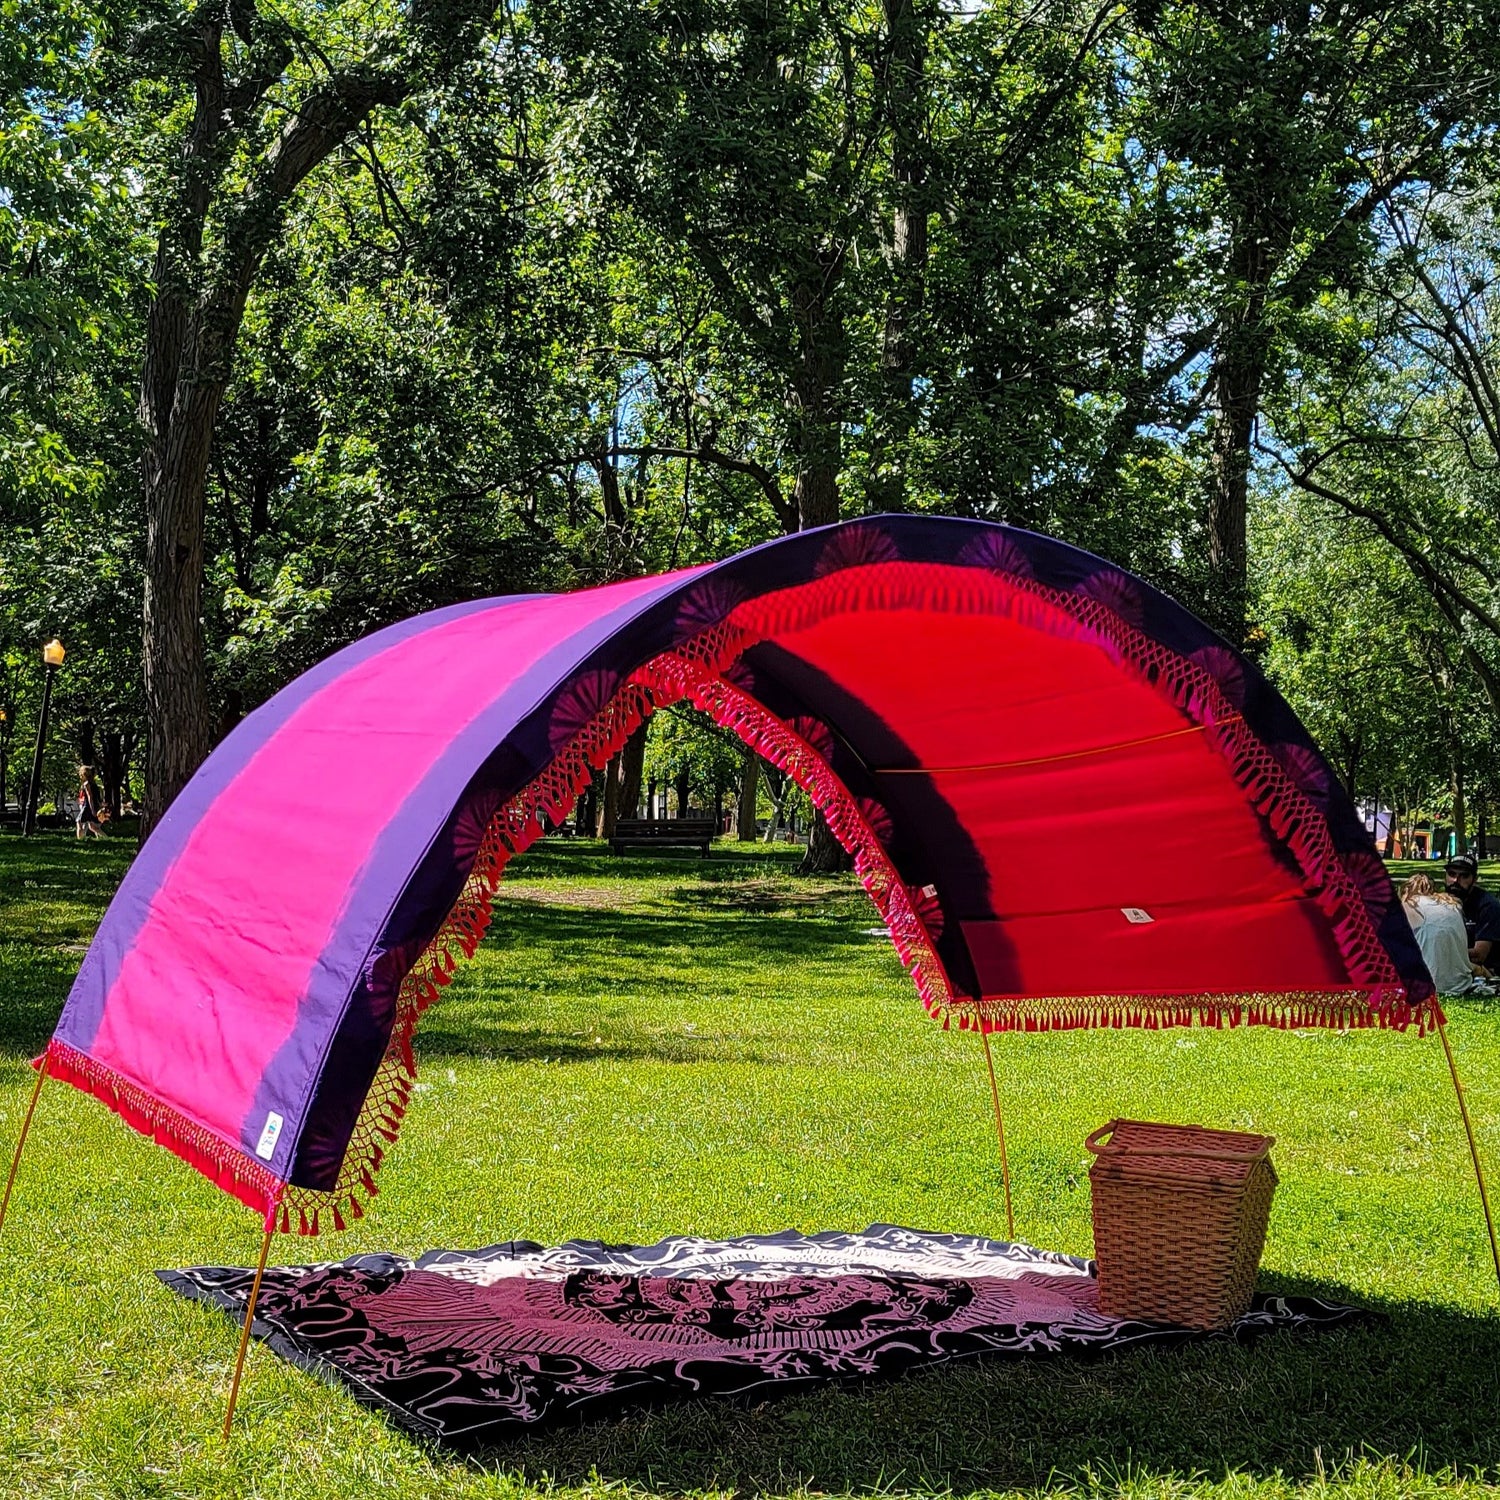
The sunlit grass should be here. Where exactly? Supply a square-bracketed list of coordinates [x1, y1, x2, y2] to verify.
[1, 832, 1498, 1498]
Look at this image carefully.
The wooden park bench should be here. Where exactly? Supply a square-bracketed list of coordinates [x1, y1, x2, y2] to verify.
[610, 817, 717, 857]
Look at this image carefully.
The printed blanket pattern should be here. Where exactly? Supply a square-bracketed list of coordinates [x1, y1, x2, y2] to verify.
[160, 1225, 1369, 1445]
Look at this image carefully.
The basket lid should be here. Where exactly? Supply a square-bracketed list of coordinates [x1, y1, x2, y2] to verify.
[1086, 1118, 1275, 1185]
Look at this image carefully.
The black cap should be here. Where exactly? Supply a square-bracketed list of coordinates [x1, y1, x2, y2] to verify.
[1446, 853, 1479, 876]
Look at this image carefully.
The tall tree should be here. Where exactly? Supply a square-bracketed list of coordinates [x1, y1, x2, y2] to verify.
[1, 0, 148, 811]
[1261, 183, 1500, 736]
[121, 0, 493, 830]
[1133, 0, 1500, 633]
[546, 0, 889, 529]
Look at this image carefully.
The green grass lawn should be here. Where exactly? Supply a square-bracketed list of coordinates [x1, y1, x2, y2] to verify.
[1382, 859, 1500, 888]
[2, 833, 1499, 1500]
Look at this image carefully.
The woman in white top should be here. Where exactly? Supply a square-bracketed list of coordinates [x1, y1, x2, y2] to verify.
[1402, 874, 1482, 995]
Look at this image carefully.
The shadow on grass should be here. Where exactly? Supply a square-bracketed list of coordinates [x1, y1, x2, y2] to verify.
[413, 1026, 782, 1068]
[0, 944, 80, 1059]
[483, 894, 873, 959]
[0, 900, 856, 1069]
[465, 1276, 1500, 1491]
[0, 831, 134, 1059]
[414, 894, 876, 1050]
[0, 836, 869, 1066]
[417, 898, 877, 1063]
[505, 838, 809, 884]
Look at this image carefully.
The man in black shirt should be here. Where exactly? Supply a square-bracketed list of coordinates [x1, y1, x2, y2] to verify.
[1445, 855, 1500, 971]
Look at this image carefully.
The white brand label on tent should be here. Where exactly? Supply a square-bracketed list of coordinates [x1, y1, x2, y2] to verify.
[256, 1111, 284, 1160]
[921, 884, 938, 899]
[1121, 907, 1154, 924]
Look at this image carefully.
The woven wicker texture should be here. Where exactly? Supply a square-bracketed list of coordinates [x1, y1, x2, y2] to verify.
[1087, 1118, 1277, 1331]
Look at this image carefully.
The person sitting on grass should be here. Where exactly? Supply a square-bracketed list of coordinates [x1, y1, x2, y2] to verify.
[1444, 854, 1500, 972]
[1402, 874, 1489, 996]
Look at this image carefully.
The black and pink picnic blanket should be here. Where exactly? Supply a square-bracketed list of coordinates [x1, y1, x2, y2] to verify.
[160, 1224, 1369, 1446]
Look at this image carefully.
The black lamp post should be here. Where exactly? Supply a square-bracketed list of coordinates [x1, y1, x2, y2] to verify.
[22, 639, 65, 838]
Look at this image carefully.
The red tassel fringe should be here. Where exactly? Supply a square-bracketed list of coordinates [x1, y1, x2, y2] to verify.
[62, 558, 1427, 1235]
[274, 567, 1437, 1232]
[42, 1039, 285, 1220]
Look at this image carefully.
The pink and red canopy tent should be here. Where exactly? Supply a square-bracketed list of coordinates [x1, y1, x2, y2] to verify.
[40, 517, 1434, 1235]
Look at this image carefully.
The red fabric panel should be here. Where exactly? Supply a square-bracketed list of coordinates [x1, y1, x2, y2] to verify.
[767, 606, 1351, 998]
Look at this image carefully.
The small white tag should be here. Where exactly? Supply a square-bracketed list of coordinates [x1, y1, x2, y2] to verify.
[1121, 907, 1154, 924]
[921, 884, 938, 898]
[255, 1111, 284, 1160]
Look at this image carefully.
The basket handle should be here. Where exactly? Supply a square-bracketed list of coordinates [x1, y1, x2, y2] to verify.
[1084, 1119, 1275, 1162]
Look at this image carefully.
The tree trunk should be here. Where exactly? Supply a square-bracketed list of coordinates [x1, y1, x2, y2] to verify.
[674, 766, 691, 818]
[762, 765, 786, 842]
[798, 809, 850, 874]
[216, 687, 244, 744]
[618, 720, 648, 820]
[869, 0, 929, 515]
[142, 353, 227, 834]
[597, 751, 621, 838]
[793, 402, 841, 529]
[98, 729, 134, 819]
[1207, 380, 1253, 617]
[135, 10, 238, 837]
[736, 746, 759, 840]
[1336, 732, 1360, 810]
[75, 718, 97, 770]
[792, 342, 843, 864]
[594, 450, 626, 528]
[791, 255, 846, 530]
[134, 23, 416, 838]
[1452, 749, 1467, 853]
[1205, 342, 1265, 638]
[1204, 203, 1288, 639]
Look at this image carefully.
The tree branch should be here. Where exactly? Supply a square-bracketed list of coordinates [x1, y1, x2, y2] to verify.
[1264, 441, 1500, 644]
[596, 443, 795, 531]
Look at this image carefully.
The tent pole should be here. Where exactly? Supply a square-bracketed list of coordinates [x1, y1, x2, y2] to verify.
[222, 1218, 275, 1441]
[980, 1027, 1016, 1241]
[1436, 1014, 1500, 1295]
[0, 1054, 49, 1242]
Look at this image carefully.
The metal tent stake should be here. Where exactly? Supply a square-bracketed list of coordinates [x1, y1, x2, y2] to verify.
[980, 1026, 1016, 1242]
[222, 1219, 276, 1440]
[0, 1054, 49, 1240]
[1436, 1014, 1500, 1296]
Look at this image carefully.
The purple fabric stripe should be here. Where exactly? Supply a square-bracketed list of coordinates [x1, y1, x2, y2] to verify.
[56, 597, 548, 1057]
[55, 514, 1427, 1206]
[244, 573, 701, 1175]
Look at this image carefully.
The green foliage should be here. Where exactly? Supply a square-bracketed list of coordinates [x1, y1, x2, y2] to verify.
[6, 0, 1500, 805]
[1254, 489, 1436, 802]
[1253, 174, 1500, 826]
[0, 0, 146, 768]
[642, 706, 744, 816]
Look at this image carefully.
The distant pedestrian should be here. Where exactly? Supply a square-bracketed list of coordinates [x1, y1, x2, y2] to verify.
[75, 765, 105, 839]
[1445, 855, 1500, 972]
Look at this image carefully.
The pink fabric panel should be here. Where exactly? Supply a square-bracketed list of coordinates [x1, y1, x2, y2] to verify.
[88, 574, 681, 1148]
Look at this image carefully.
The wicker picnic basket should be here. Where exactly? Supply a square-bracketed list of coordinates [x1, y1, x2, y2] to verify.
[1086, 1118, 1277, 1331]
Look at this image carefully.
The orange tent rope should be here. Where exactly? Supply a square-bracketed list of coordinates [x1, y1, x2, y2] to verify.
[876, 716, 1244, 776]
